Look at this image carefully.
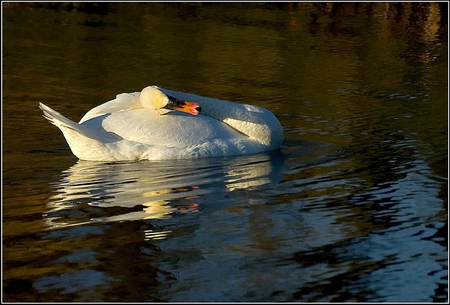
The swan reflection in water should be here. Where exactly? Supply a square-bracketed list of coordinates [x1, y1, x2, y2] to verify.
[44, 151, 285, 232]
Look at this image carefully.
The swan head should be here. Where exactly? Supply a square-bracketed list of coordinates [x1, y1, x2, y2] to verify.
[140, 86, 201, 116]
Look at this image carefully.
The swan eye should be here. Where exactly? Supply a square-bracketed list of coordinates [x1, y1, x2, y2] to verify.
[163, 99, 177, 111]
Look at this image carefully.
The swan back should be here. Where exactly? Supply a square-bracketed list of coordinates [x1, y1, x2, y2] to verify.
[159, 87, 284, 150]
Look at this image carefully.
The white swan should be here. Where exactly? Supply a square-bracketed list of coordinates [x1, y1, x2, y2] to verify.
[39, 86, 284, 161]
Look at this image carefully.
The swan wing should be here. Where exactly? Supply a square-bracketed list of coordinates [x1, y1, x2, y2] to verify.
[79, 92, 141, 124]
[92, 109, 243, 147]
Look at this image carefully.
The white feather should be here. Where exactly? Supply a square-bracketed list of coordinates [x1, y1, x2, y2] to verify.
[39, 86, 284, 161]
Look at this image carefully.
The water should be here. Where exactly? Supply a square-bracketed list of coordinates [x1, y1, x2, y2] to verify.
[3, 3, 448, 302]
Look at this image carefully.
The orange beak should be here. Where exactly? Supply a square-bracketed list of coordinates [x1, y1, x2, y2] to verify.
[165, 95, 201, 115]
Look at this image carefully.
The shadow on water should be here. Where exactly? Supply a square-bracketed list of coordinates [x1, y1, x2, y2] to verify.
[6, 137, 445, 302]
[19, 140, 346, 302]
[43, 139, 344, 230]
[3, 134, 446, 302]
[44, 151, 285, 229]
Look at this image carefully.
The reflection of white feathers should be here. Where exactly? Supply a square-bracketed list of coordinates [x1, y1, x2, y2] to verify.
[40, 86, 284, 161]
[226, 160, 275, 191]
[44, 153, 284, 231]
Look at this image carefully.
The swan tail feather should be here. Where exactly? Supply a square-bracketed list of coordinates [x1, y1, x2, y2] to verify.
[39, 102, 84, 133]
[39, 103, 108, 144]
[39, 102, 112, 144]
[39, 102, 126, 161]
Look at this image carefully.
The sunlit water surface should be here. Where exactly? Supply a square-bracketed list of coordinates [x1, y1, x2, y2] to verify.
[3, 3, 448, 302]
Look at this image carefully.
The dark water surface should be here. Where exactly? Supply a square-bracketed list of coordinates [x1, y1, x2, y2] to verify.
[3, 2, 448, 302]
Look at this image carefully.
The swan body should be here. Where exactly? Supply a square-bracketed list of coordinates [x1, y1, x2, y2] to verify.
[39, 86, 284, 161]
